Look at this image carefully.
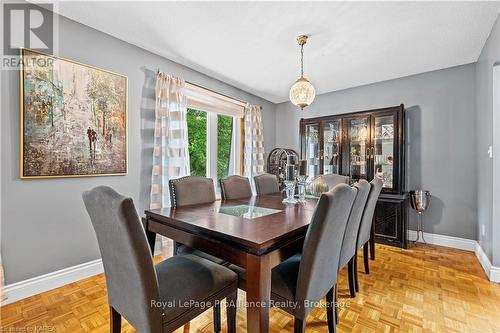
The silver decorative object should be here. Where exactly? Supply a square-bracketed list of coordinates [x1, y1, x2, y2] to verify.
[306, 176, 329, 197]
[410, 190, 431, 244]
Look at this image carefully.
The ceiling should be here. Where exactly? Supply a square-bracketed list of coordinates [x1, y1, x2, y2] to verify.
[53, 1, 500, 103]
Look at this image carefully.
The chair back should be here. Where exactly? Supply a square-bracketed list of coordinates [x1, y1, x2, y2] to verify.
[356, 177, 383, 249]
[82, 186, 162, 333]
[169, 176, 216, 207]
[318, 174, 350, 190]
[338, 180, 371, 269]
[220, 175, 252, 200]
[254, 173, 280, 195]
[295, 184, 357, 317]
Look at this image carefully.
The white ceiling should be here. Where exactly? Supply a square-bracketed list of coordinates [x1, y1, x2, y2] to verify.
[53, 1, 500, 103]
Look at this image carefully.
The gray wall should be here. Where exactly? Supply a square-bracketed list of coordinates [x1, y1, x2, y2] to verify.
[275, 64, 477, 240]
[0, 12, 276, 284]
[476, 13, 500, 265]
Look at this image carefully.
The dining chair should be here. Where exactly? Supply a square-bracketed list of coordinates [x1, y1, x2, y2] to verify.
[169, 175, 229, 331]
[82, 186, 238, 333]
[317, 174, 350, 190]
[220, 175, 252, 200]
[338, 179, 371, 299]
[229, 184, 357, 333]
[168, 175, 224, 262]
[354, 176, 383, 291]
[254, 173, 280, 195]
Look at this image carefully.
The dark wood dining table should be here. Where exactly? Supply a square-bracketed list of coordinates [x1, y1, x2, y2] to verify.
[142, 194, 319, 333]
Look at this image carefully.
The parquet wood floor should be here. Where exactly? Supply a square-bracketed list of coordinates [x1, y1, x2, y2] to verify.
[1, 244, 500, 332]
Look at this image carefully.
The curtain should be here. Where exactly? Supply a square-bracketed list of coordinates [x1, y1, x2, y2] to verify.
[244, 103, 265, 190]
[150, 73, 190, 257]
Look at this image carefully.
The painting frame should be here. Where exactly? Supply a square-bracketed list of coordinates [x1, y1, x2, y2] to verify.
[20, 48, 128, 179]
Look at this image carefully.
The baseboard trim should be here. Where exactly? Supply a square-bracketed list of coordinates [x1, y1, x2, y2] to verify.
[1, 259, 104, 306]
[491, 266, 500, 283]
[474, 242, 500, 283]
[1, 245, 163, 307]
[408, 230, 476, 251]
[408, 230, 499, 283]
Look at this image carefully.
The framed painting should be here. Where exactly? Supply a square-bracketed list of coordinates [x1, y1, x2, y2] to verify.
[20, 49, 128, 178]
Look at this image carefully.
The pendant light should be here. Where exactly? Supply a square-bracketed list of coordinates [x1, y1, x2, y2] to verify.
[289, 35, 316, 110]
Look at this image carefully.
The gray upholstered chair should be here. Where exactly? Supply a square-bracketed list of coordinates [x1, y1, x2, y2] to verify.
[253, 173, 280, 195]
[317, 174, 350, 190]
[220, 175, 252, 200]
[82, 186, 238, 333]
[168, 176, 224, 263]
[168, 176, 229, 331]
[169, 175, 216, 207]
[229, 184, 357, 333]
[312, 180, 370, 325]
[354, 177, 383, 291]
[338, 180, 371, 301]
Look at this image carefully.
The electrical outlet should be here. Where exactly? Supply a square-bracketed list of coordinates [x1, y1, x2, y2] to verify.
[481, 224, 486, 237]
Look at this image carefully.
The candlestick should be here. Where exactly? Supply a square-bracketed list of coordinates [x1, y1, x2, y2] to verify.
[298, 160, 307, 176]
[286, 164, 296, 181]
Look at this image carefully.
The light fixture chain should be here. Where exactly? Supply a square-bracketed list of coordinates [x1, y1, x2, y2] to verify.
[300, 43, 304, 78]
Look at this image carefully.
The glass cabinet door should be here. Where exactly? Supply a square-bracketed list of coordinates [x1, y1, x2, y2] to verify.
[347, 117, 370, 181]
[304, 123, 320, 177]
[323, 120, 341, 175]
[373, 114, 396, 190]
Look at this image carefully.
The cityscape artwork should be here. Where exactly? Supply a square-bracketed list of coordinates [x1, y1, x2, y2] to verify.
[20, 49, 128, 178]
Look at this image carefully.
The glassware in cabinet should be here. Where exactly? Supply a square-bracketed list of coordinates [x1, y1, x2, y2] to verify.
[323, 120, 341, 175]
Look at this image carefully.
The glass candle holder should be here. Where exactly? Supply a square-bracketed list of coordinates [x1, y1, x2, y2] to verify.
[296, 175, 308, 201]
[282, 180, 298, 204]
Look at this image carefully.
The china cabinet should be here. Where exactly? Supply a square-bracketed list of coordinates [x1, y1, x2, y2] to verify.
[300, 104, 408, 248]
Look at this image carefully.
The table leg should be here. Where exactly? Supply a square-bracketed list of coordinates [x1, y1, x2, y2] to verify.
[246, 253, 271, 333]
[142, 218, 156, 256]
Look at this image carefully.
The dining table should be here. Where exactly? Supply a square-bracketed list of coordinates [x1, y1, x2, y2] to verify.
[142, 193, 319, 333]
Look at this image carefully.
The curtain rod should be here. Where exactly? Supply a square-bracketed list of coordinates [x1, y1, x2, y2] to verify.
[156, 69, 248, 108]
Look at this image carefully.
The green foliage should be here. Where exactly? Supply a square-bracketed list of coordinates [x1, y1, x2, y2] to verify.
[186, 109, 233, 179]
[217, 115, 233, 180]
[187, 109, 207, 176]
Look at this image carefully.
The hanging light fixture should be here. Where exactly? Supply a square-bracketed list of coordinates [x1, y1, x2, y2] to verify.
[289, 35, 316, 110]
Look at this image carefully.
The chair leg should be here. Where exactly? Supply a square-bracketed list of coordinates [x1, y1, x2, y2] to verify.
[110, 306, 121, 333]
[347, 258, 356, 298]
[354, 254, 359, 292]
[213, 303, 221, 333]
[226, 291, 237, 333]
[370, 220, 376, 260]
[294, 318, 306, 333]
[334, 284, 339, 325]
[326, 286, 336, 333]
[363, 243, 370, 274]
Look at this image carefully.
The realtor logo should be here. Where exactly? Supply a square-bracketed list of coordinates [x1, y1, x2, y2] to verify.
[3, 3, 53, 55]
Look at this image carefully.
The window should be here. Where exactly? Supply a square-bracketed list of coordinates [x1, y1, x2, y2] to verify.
[187, 109, 207, 177]
[217, 114, 234, 180]
[186, 108, 240, 190]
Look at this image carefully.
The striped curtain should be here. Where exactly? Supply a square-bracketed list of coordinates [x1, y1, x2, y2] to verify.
[244, 103, 265, 189]
[150, 73, 190, 255]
